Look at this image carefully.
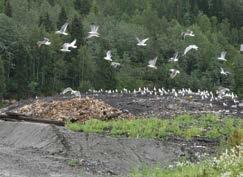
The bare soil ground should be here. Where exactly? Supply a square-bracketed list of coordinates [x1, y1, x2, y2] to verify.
[0, 93, 240, 177]
[0, 121, 218, 177]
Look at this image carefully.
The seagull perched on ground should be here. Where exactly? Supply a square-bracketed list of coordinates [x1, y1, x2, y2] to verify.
[183, 45, 198, 56]
[111, 62, 121, 68]
[181, 30, 195, 39]
[217, 51, 227, 61]
[37, 37, 51, 47]
[220, 67, 230, 76]
[147, 57, 158, 69]
[87, 25, 100, 38]
[55, 22, 69, 35]
[60, 39, 77, 52]
[136, 37, 149, 46]
[104, 50, 112, 61]
[61, 87, 81, 97]
[170, 69, 180, 79]
[169, 52, 179, 62]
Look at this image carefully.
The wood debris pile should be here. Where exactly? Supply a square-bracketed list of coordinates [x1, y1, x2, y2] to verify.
[16, 97, 129, 122]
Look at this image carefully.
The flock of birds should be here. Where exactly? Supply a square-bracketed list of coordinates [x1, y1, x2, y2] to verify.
[61, 86, 242, 115]
[37, 23, 232, 80]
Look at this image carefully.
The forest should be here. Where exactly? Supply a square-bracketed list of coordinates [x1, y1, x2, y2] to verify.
[0, 0, 243, 99]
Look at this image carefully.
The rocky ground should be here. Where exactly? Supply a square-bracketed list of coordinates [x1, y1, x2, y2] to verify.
[0, 93, 241, 177]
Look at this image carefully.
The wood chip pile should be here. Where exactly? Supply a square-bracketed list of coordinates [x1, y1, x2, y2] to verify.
[16, 97, 130, 122]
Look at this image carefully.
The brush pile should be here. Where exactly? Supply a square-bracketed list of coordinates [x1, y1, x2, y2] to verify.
[15, 97, 130, 122]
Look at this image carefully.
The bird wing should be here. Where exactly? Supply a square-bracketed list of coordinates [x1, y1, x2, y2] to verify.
[142, 38, 149, 43]
[71, 39, 77, 46]
[174, 52, 179, 59]
[192, 45, 198, 49]
[107, 50, 112, 57]
[149, 57, 157, 66]
[60, 23, 68, 33]
[221, 51, 226, 58]
[62, 43, 69, 49]
[94, 25, 99, 32]
[44, 37, 49, 42]
[136, 37, 141, 43]
[184, 46, 192, 55]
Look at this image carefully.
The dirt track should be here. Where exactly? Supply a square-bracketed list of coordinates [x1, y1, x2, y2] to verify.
[0, 120, 218, 177]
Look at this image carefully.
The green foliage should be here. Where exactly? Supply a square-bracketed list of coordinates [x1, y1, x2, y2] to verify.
[66, 114, 243, 141]
[0, 58, 5, 97]
[131, 144, 243, 177]
[68, 159, 79, 167]
[0, 0, 243, 98]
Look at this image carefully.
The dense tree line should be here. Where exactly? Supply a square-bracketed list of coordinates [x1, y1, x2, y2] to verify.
[0, 0, 242, 99]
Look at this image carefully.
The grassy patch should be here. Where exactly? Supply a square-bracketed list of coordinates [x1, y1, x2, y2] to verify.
[68, 159, 79, 167]
[66, 114, 243, 141]
[131, 144, 243, 177]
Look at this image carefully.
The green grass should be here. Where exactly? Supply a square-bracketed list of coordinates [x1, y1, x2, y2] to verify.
[131, 144, 243, 177]
[66, 114, 243, 141]
[68, 159, 79, 167]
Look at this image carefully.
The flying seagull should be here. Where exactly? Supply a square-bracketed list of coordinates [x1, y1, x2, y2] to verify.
[60, 39, 77, 52]
[68, 39, 77, 49]
[136, 37, 149, 46]
[220, 67, 230, 76]
[170, 69, 180, 79]
[181, 30, 195, 39]
[111, 62, 121, 68]
[55, 22, 69, 35]
[169, 52, 179, 62]
[148, 57, 158, 69]
[218, 51, 227, 61]
[87, 25, 100, 38]
[37, 37, 51, 47]
[183, 45, 198, 56]
[104, 50, 112, 61]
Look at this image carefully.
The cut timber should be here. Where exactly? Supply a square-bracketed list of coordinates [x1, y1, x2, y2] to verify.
[0, 112, 64, 126]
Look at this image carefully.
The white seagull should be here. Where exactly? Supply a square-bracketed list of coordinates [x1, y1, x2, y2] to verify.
[183, 45, 198, 56]
[60, 43, 71, 52]
[68, 39, 77, 49]
[220, 67, 230, 76]
[217, 51, 227, 61]
[60, 39, 77, 52]
[55, 22, 69, 35]
[169, 52, 179, 62]
[87, 25, 100, 38]
[181, 30, 195, 39]
[37, 37, 51, 47]
[147, 57, 158, 69]
[111, 62, 121, 68]
[170, 69, 180, 79]
[136, 37, 149, 46]
[104, 50, 112, 61]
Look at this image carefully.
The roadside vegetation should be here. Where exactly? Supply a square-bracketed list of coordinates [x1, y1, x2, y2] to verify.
[131, 144, 243, 177]
[66, 114, 243, 141]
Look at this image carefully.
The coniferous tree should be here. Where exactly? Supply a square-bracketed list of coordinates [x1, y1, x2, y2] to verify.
[57, 7, 68, 28]
[70, 15, 85, 46]
[74, 0, 91, 16]
[39, 13, 54, 32]
[4, 0, 12, 17]
[0, 58, 6, 98]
